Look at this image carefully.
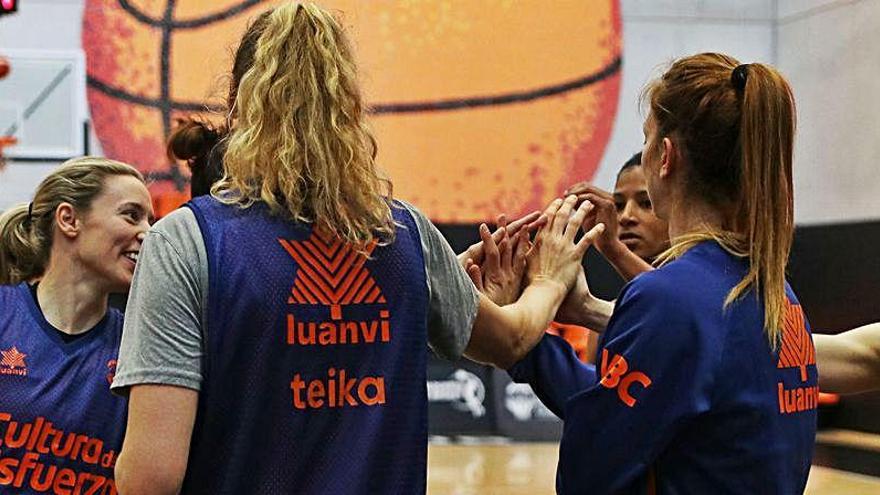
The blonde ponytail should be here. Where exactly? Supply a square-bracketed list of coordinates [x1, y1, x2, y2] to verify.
[0, 204, 44, 284]
[217, 2, 394, 245]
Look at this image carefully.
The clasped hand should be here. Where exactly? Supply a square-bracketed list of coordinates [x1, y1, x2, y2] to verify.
[462, 195, 604, 308]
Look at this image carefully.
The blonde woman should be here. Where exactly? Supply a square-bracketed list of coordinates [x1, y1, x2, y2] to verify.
[0, 157, 152, 492]
[112, 4, 602, 494]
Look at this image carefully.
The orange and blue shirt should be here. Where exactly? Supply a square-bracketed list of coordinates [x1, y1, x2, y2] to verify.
[0, 284, 126, 494]
[510, 242, 817, 494]
[179, 197, 432, 494]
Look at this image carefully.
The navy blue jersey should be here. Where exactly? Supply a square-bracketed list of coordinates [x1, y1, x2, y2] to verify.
[510, 242, 817, 494]
[0, 284, 126, 494]
[184, 197, 430, 494]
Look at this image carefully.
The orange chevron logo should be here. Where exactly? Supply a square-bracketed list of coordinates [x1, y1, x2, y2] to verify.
[0, 346, 26, 369]
[777, 300, 816, 382]
[0, 346, 27, 376]
[279, 229, 386, 320]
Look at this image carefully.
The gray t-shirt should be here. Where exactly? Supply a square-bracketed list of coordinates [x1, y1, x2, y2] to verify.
[112, 201, 478, 392]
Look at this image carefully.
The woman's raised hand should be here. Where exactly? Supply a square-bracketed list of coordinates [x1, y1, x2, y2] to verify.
[565, 182, 621, 257]
[457, 211, 544, 270]
[526, 196, 605, 296]
[465, 215, 531, 306]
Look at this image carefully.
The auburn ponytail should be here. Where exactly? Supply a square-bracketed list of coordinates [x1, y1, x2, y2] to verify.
[167, 119, 224, 197]
[648, 53, 796, 346]
[732, 63, 796, 344]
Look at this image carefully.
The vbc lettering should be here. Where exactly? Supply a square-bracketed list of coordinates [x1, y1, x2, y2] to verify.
[599, 349, 652, 407]
[279, 231, 391, 411]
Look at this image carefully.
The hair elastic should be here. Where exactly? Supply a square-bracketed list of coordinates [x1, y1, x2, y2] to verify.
[732, 64, 749, 91]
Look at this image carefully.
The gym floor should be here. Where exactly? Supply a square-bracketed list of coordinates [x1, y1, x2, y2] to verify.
[427, 441, 880, 494]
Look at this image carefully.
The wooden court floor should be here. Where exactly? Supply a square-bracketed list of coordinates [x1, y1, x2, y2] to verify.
[427, 442, 880, 494]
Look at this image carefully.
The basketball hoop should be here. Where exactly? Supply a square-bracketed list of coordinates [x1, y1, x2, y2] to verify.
[0, 56, 11, 168]
[0, 135, 15, 169]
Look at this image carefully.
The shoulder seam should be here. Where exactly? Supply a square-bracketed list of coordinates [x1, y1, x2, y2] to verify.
[147, 229, 188, 265]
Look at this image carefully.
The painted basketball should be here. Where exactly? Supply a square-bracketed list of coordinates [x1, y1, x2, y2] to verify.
[83, 1, 621, 221]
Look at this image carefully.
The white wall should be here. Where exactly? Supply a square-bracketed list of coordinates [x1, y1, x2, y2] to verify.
[2, 0, 879, 225]
[0, 0, 82, 50]
[602, 0, 880, 226]
[595, 0, 776, 192]
[777, 0, 880, 225]
[0, 0, 89, 210]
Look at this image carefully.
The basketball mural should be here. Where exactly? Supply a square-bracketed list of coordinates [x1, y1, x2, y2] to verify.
[83, 0, 622, 221]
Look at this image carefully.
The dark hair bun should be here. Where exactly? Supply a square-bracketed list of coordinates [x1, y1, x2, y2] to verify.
[167, 119, 221, 163]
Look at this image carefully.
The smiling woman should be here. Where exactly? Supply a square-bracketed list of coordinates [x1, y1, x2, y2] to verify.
[0, 156, 152, 493]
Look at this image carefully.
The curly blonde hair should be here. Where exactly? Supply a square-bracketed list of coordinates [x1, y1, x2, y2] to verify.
[215, 2, 394, 245]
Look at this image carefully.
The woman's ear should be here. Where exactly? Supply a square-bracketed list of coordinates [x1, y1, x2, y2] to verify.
[659, 137, 677, 179]
[55, 202, 81, 240]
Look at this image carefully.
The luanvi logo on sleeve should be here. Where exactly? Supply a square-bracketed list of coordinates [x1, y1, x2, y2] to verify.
[776, 301, 819, 415]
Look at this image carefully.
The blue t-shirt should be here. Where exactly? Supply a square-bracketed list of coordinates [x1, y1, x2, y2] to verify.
[0, 283, 126, 494]
[182, 197, 431, 494]
[510, 242, 817, 494]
